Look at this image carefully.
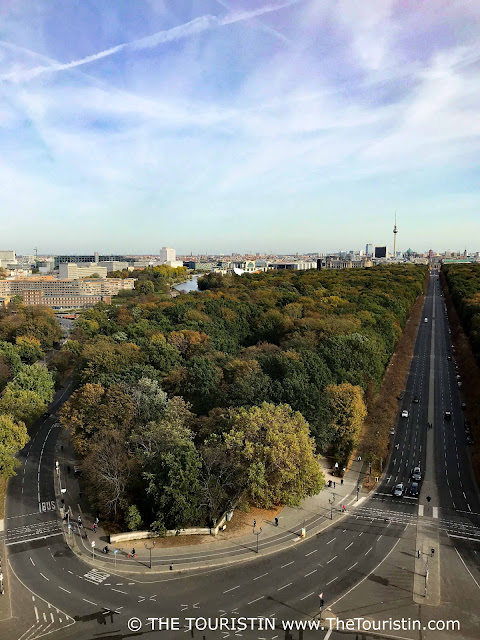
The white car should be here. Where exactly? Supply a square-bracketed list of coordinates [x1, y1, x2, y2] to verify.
[392, 483, 404, 497]
[401, 410, 409, 418]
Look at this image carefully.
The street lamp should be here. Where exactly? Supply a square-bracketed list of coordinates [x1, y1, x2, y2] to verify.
[253, 527, 263, 554]
[144, 540, 156, 569]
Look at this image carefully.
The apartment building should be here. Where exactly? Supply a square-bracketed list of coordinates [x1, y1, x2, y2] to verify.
[0, 277, 135, 309]
[59, 263, 108, 279]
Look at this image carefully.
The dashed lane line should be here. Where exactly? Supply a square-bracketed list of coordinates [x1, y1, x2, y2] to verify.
[281, 561, 294, 569]
[300, 592, 314, 601]
[82, 598, 98, 606]
[304, 569, 317, 577]
[278, 583, 292, 591]
[247, 596, 264, 605]
[223, 585, 240, 594]
[253, 573, 268, 581]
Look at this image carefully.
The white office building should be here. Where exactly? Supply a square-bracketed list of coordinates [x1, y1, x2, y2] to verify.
[160, 247, 176, 263]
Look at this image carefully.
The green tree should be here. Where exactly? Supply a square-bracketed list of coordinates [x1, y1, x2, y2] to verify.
[0, 414, 29, 477]
[15, 335, 44, 363]
[223, 402, 324, 507]
[326, 383, 367, 463]
[0, 388, 45, 425]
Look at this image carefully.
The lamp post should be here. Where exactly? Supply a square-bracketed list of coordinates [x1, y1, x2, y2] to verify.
[253, 527, 263, 554]
[144, 540, 156, 569]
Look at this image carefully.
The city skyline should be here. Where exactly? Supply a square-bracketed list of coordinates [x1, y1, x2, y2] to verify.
[2, 1, 480, 252]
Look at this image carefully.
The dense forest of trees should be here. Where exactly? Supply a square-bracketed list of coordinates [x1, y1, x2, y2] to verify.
[0, 306, 59, 477]
[58, 265, 426, 532]
[108, 265, 188, 297]
[443, 264, 480, 361]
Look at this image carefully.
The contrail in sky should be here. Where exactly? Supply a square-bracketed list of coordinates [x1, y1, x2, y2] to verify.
[2, 0, 300, 83]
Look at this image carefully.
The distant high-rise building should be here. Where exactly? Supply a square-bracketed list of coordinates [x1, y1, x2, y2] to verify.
[160, 247, 176, 263]
[375, 246, 388, 259]
[365, 244, 373, 256]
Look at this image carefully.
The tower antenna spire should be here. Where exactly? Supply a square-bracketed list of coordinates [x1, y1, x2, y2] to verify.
[393, 212, 398, 257]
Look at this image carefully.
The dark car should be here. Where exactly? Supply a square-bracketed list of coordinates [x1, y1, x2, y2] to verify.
[413, 396, 419, 403]
[411, 467, 422, 481]
[444, 411, 452, 420]
[447, 355, 452, 361]
[410, 482, 419, 497]
[461, 402, 466, 410]
[466, 434, 475, 445]
[42, 412, 50, 419]
[465, 419, 471, 427]
[397, 393, 404, 401]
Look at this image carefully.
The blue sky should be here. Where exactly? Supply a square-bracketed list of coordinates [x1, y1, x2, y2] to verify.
[1, 0, 480, 255]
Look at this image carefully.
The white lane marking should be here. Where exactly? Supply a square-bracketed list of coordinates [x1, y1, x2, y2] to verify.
[300, 592, 314, 601]
[34, 607, 39, 622]
[29, 557, 35, 566]
[278, 582, 292, 591]
[455, 548, 480, 590]
[345, 542, 353, 550]
[348, 562, 358, 570]
[449, 534, 480, 543]
[330, 538, 401, 608]
[305, 550, 317, 556]
[326, 576, 338, 585]
[253, 573, 268, 581]
[223, 585, 240, 594]
[58, 586, 71, 594]
[323, 629, 333, 640]
[365, 547, 373, 556]
[40, 573, 49, 581]
[281, 561, 294, 569]
[327, 556, 337, 564]
[432, 507, 438, 519]
[326, 538, 336, 544]
[247, 596, 264, 605]
[304, 569, 317, 577]
[83, 598, 98, 606]
[111, 588, 127, 594]
[418, 505, 424, 516]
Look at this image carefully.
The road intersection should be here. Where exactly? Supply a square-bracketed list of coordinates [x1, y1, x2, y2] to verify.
[0, 271, 479, 640]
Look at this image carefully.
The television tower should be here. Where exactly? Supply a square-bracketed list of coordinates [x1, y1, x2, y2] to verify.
[393, 212, 398, 257]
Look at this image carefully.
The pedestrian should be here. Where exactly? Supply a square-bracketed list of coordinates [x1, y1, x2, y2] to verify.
[67, 465, 70, 474]
[95, 516, 99, 525]
[342, 505, 346, 513]
[77, 515, 82, 524]
[333, 481, 336, 489]
[253, 519, 256, 529]
[84, 530, 88, 540]
[92, 523, 97, 533]
[341, 478, 344, 486]
[274, 517, 279, 527]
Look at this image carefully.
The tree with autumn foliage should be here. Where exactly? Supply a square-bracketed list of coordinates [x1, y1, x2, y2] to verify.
[326, 382, 367, 464]
[222, 402, 324, 507]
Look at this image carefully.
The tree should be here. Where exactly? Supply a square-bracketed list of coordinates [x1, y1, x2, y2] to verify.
[59, 383, 136, 455]
[326, 383, 367, 463]
[15, 335, 43, 363]
[136, 280, 155, 295]
[0, 388, 45, 425]
[126, 377, 167, 423]
[10, 363, 55, 404]
[223, 402, 324, 507]
[0, 414, 29, 477]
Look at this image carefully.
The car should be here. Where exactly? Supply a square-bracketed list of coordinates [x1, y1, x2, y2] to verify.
[424, 318, 428, 323]
[466, 434, 475, 445]
[465, 426, 472, 435]
[461, 402, 466, 410]
[73, 465, 81, 476]
[411, 466, 422, 481]
[392, 483, 404, 498]
[444, 411, 452, 420]
[465, 419, 471, 427]
[42, 412, 50, 419]
[447, 355, 452, 361]
[389, 427, 395, 436]
[458, 382, 463, 389]
[456, 374, 462, 380]
[410, 482, 419, 497]
[402, 410, 409, 418]
[413, 396, 419, 403]
[397, 393, 404, 400]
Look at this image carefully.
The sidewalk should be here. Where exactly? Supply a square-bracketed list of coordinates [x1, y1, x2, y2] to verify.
[55, 431, 370, 573]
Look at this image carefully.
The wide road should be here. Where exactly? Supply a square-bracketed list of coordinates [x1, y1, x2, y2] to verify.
[1, 271, 479, 640]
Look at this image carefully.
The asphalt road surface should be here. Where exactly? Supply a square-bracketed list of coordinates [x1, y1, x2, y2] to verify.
[1, 271, 479, 640]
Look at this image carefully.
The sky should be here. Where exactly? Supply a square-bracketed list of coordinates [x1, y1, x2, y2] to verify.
[1, 0, 480, 255]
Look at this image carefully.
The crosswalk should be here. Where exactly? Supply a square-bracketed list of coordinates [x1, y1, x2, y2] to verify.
[3, 518, 62, 546]
[353, 504, 480, 541]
